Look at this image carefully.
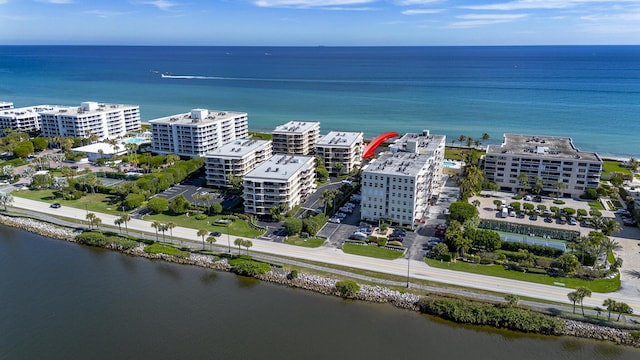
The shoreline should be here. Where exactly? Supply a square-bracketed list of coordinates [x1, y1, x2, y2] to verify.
[2, 212, 639, 348]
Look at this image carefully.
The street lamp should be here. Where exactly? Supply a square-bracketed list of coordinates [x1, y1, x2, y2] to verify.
[406, 256, 411, 288]
[227, 221, 231, 253]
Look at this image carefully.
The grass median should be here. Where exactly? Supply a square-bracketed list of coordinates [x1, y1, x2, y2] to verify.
[341, 243, 405, 260]
[284, 236, 325, 248]
[425, 258, 620, 293]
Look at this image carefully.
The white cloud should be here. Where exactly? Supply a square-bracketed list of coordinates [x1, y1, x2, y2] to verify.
[402, 8, 443, 14]
[0, 0, 8, 4]
[449, 13, 527, 27]
[254, 0, 374, 8]
[144, 0, 178, 11]
[84, 10, 129, 18]
[582, 11, 640, 21]
[37, 0, 73, 4]
[396, 0, 442, 5]
[461, 0, 640, 11]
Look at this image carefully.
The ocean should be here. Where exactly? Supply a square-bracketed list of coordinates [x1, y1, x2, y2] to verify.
[0, 45, 638, 158]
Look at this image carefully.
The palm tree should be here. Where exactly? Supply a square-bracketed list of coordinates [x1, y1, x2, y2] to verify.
[576, 287, 592, 316]
[114, 218, 123, 233]
[471, 199, 481, 208]
[206, 235, 217, 250]
[458, 135, 466, 144]
[234, 238, 244, 254]
[86, 212, 97, 230]
[504, 294, 520, 308]
[615, 302, 633, 321]
[517, 173, 529, 195]
[151, 221, 162, 241]
[119, 213, 131, 236]
[603, 298, 616, 320]
[166, 221, 176, 243]
[593, 307, 603, 320]
[600, 219, 621, 236]
[567, 291, 580, 314]
[599, 237, 622, 266]
[0, 193, 13, 211]
[197, 228, 208, 249]
[159, 223, 168, 242]
[553, 181, 567, 200]
[244, 240, 253, 255]
[481, 133, 490, 142]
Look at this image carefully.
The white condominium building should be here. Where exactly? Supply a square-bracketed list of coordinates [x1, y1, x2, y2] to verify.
[272, 121, 320, 155]
[315, 131, 364, 175]
[243, 154, 316, 216]
[484, 134, 602, 198]
[0, 105, 60, 135]
[361, 130, 446, 226]
[39, 101, 141, 140]
[205, 139, 272, 187]
[150, 109, 248, 158]
[0, 102, 13, 111]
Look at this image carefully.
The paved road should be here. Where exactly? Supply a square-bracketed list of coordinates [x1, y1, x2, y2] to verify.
[8, 196, 640, 313]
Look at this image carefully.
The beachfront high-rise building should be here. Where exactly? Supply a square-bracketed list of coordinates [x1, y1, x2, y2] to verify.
[0, 105, 60, 136]
[315, 131, 364, 176]
[360, 130, 446, 226]
[243, 154, 316, 216]
[0, 102, 13, 111]
[205, 139, 272, 188]
[39, 101, 141, 140]
[484, 134, 602, 198]
[149, 109, 248, 158]
[271, 121, 320, 155]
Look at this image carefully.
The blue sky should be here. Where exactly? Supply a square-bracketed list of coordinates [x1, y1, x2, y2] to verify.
[1, 0, 639, 45]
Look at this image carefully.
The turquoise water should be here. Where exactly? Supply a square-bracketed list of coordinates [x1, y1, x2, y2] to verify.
[443, 160, 458, 167]
[1, 46, 638, 158]
[123, 137, 145, 144]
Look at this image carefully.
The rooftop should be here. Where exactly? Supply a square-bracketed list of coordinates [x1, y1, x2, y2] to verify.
[272, 121, 319, 134]
[316, 131, 363, 147]
[363, 151, 432, 177]
[40, 101, 138, 116]
[245, 154, 313, 181]
[71, 142, 128, 155]
[487, 134, 600, 161]
[389, 130, 446, 155]
[149, 108, 246, 126]
[0, 105, 61, 118]
[206, 139, 271, 159]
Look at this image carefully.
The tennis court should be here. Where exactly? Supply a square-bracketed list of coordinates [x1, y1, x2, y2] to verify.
[497, 231, 567, 251]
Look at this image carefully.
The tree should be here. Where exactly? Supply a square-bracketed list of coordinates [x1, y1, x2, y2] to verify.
[504, 294, 520, 308]
[166, 153, 180, 166]
[210, 201, 223, 215]
[151, 221, 162, 241]
[114, 218, 123, 233]
[169, 194, 190, 214]
[603, 298, 616, 320]
[334, 161, 345, 175]
[226, 173, 243, 191]
[0, 192, 13, 211]
[234, 238, 244, 254]
[30, 173, 53, 190]
[533, 177, 544, 195]
[335, 280, 360, 298]
[599, 237, 622, 266]
[553, 181, 567, 200]
[594, 307, 603, 320]
[119, 213, 131, 235]
[284, 217, 303, 235]
[517, 173, 529, 194]
[555, 253, 580, 274]
[147, 197, 169, 214]
[600, 219, 621, 236]
[567, 291, 580, 314]
[85, 212, 101, 230]
[244, 239, 253, 255]
[448, 201, 479, 226]
[614, 302, 633, 321]
[206, 235, 217, 250]
[575, 287, 592, 316]
[197, 228, 208, 249]
[166, 221, 176, 243]
[159, 223, 168, 242]
[493, 199, 502, 211]
[471, 199, 481, 208]
[432, 243, 449, 260]
[13, 140, 34, 158]
[1, 165, 14, 180]
[481, 133, 490, 142]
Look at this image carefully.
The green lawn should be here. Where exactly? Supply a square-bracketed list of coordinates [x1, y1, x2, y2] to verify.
[12, 189, 123, 215]
[424, 258, 620, 293]
[342, 243, 405, 260]
[284, 236, 325, 248]
[602, 160, 631, 175]
[145, 213, 264, 238]
[588, 201, 604, 210]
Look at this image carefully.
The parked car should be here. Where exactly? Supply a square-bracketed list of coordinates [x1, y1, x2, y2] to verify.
[529, 214, 538, 221]
[568, 218, 577, 226]
[544, 216, 553, 223]
[350, 232, 368, 240]
[328, 217, 341, 224]
[622, 218, 638, 226]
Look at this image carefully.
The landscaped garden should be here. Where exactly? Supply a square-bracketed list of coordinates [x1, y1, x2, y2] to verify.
[284, 235, 325, 248]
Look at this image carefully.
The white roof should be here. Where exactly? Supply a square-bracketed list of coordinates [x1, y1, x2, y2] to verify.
[206, 139, 271, 159]
[72, 142, 128, 155]
[273, 121, 319, 134]
[245, 154, 313, 181]
[317, 131, 363, 147]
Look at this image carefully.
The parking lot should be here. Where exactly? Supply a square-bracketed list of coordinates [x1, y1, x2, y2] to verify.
[154, 184, 240, 210]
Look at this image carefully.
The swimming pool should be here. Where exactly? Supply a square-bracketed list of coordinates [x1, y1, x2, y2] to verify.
[122, 137, 150, 145]
[443, 160, 458, 168]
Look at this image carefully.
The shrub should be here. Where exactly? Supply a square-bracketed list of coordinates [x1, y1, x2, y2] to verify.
[229, 257, 271, 276]
[335, 280, 360, 298]
[194, 214, 207, 220]
[512, 194, 523, 200]
[144, 244, 190, 258]
[553, 200, 565, 205]
[441, 253, 452, 262]
[589, 209, 602, 217]
[577, 209, 588, 217]
[288, 270, 299, 280]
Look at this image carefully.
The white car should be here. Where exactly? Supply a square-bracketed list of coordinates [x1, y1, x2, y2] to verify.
[328, 217, 341, 224]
